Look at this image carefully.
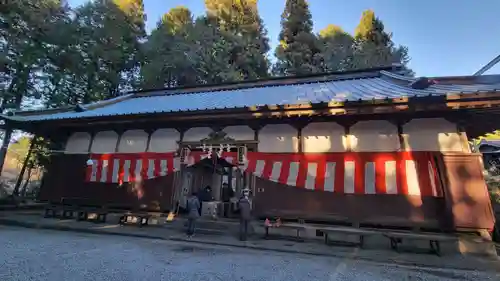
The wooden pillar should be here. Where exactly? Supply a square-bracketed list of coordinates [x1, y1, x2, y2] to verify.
[114, 129, 124, 153]
[145, 129, 154, 152]
[87, 131, 95, 153]
[456, 122, 472, 153]
[389, 118, 410, 151]
[292, 119, 309, 153]
[337, 120, 357, 152]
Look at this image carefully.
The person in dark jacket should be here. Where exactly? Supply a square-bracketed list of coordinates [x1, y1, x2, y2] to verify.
[186, 191, 200, 237]
[197, 185, 213, 215]
[198, 185, 213, 201]
[238, 188, 252, 241]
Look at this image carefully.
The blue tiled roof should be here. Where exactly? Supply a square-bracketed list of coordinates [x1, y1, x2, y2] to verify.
[6, 70, 500, 122]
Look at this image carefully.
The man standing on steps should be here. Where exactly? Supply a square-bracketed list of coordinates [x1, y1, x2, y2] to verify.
[238, 188, 252, 241]
[186, 191, 200, 237]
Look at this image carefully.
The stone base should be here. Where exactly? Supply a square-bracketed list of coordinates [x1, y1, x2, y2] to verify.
[458, 236, 498, 258]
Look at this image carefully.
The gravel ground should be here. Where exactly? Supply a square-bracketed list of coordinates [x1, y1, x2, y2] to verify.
[0, 226, 497, 281]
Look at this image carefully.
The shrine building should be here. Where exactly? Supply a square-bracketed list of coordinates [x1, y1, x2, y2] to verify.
[3, 65, 499, 232]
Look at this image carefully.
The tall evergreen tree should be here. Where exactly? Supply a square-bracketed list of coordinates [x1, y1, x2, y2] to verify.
[0, 0, 69, 175]
[141, 6, 196, 88]
[317, 24, 354, 72]
[161, 6, 193, 35]
[351, 9, 410, 70]
[273, 0, 322, 76]
[354, 10, 391, 46]
[185, 16, 243, 84]
[205, 0, 270, 79]
[1, 0, 68, 111]
[44, 0, 147, 107]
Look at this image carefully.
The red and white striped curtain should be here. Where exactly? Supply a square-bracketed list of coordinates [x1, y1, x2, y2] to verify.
[231, 151, 442, 197]
[85, 151, 442, 197]
[85, 152, 179, 184]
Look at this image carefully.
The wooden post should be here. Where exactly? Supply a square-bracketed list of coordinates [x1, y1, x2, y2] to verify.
[389, 118, 410, 151]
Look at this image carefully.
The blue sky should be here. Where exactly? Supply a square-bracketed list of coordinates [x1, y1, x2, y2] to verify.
[68, 0, 500, 77]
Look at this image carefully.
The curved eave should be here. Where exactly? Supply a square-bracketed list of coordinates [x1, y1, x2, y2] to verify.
[4, 91, 500, 125]
[7, 94, 135, 119]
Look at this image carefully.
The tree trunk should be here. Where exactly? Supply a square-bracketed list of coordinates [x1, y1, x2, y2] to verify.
[20, 166, 33, 197]
[0, 127, 13, 177]
[12, 137, 35, 196]
[1, 65, 31, 177]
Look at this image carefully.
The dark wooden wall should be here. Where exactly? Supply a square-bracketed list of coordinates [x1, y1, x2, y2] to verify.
[39, 154, 175, 211]
[39, 153, 496, 231]
[251, 153, 496, 231]
[252, 178, 447, 229]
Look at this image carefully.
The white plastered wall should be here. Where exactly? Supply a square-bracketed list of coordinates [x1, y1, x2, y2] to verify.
[223, 125, 254, 141]
[117, 130, 148, 153]
[183, 127, 213, 142]
[350, 120, 400, 152]
[148, 129, 180, 152]
[402, 118, 464, 152]
[258, 124, 298, 153]
[65, 132, 91, 154]
[90, 131, 119, 154]
[301, 122, 347, 153]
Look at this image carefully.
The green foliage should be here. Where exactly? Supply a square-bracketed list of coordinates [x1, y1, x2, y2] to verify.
[479, 130, 500, 141]
[317, 25, 355, 72]
[205, 0, 270, 79]
[3, 1, 413, 107]
[485, 174, 500, 204]
[351, 9, 410, 70]
[142, 1, 270, 87]
[7, 136, 50, 169]
[316, 10, 411, 74]
[161, 6, 193, 35]
[7, 137, 31, 167]
[273, 0, 322, 76]
[1, 1, 416, 173]
[184, 16, 245, 84]
[355, 10, 390, 46]
[0, 0, 68, 112]
[141, 6, 196, 88]
[470, 131, 500, 148]
[43, 0, 146, 108]
[319, 24, 346, 39]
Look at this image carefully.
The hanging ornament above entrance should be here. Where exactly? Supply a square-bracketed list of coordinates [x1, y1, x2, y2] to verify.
[197, 143, 235, 159]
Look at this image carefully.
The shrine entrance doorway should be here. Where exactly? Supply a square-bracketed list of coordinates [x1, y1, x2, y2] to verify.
[178, 155, 247, 218]
[175, 135, 255, 218]
[188, 157, 233, 202]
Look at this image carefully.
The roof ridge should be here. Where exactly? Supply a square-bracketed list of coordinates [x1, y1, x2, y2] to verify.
[132, 65, 398, 96]
[9, 66, 401, 117]
[134, 71, 384, 98]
